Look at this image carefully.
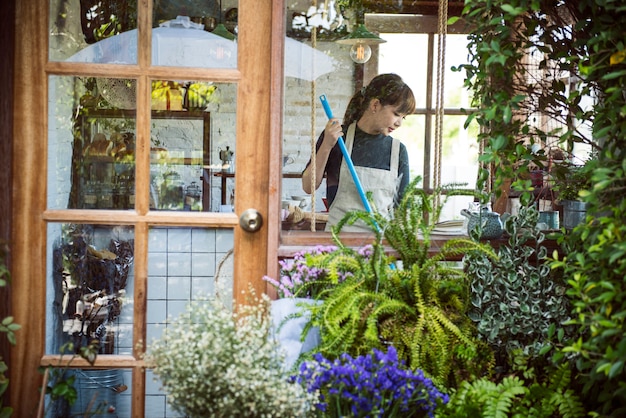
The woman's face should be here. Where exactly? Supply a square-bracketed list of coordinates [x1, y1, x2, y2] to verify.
[367, 100, 407, 136]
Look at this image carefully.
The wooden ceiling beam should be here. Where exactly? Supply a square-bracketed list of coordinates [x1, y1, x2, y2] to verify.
[363, 0, 465, 17]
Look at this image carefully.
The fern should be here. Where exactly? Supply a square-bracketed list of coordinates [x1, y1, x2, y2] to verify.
[439, 361, 586, 417]
[304, 177, 497, 389]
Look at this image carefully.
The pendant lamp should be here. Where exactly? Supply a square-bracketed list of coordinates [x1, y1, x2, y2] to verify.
[336, 23, 386, 64]
[212, 0, 236, 40]
[212, 23, 236, 41]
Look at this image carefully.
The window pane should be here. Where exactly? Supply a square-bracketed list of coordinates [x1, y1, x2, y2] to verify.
[149, 81, 236, 212]
[44, 368, 132, 416]
[48, 76, 137, 210]
[438, 34, 474, 109]
[441, 115, 480, 186]
[152, 2, 238, 68]
[146, 226, 234, 415]
[146, 227, 233, 342]
[379, 33, 429, 109]
[45, 224, 135, 356]
[50, 0, 139, 64]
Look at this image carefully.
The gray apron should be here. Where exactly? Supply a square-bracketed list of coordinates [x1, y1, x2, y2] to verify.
[325, 122, 400, 232]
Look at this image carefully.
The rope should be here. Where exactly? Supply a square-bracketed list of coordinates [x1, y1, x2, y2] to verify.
[310, 4, 318, 231]
[433, 0, 448, 208]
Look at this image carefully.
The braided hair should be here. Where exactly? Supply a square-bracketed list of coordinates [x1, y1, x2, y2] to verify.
[343, 73, 416, 126]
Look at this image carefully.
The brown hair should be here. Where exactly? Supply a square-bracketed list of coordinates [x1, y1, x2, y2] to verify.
[343, 73, 416, 126]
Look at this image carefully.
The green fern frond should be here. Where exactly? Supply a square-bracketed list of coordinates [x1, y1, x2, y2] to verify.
[557, 389, 585, 418]
[483, 377, 527, 418]
[426, 307, 475, 347]
[548, 362, 572, 393]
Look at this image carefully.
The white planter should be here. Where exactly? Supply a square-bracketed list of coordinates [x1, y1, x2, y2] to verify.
[270, 298, 321, 370]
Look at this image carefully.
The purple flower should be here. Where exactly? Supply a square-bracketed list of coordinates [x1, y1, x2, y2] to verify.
[293, 347, 448, 417]
[264, 245, 355, 299]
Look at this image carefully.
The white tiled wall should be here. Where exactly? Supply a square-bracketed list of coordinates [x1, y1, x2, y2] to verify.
[143, 226, 234, 417]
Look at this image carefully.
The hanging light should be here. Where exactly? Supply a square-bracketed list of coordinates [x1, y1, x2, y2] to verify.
[336, 23, 386, 64]
[212, 22, 236, 41]
[212, 0, 236, 41]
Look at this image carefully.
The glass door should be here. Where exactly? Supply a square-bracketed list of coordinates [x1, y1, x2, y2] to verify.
[12, 0, 277, 416]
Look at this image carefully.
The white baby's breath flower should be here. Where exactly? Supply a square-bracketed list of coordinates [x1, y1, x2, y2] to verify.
[145, 292, 317, 417]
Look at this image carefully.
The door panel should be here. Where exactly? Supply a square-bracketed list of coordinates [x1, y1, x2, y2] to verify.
[12, 0, 275, 416]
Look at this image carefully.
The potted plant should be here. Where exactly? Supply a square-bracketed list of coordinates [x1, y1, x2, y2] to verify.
[463, 205, 573, 374]
[552, 157, 594, 229]
[293, 346, 449, 417]
[269, 177, 498, 389]
[263, 245, 344, 370]
[145, 291, 318, 417]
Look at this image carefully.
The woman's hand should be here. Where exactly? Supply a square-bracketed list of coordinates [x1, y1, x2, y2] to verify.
[322, 118, 343, 149]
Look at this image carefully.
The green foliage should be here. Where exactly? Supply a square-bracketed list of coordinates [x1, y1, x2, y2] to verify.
[464, 206, 573, 371]
[42, 340, 100, 414]
[438, 362, 585, 418]
[462, 0, 626, 414]
[307, 178, 497, 388]
[552, 157, 595, 202]
[0, 242, 17, 417]
[458, 1, 594, 202]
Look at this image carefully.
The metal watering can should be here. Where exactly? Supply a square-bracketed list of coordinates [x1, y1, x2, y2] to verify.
[218, 146, 234, 172]
[461, 206, 504, 239]
[218, 146, 234, 162]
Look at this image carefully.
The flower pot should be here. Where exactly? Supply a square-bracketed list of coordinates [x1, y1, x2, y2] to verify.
[271, 298, 321, 370]
[562, 200, 588, 229]
[72, 369, 125, 416]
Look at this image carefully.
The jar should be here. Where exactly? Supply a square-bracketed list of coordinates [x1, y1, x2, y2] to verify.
[98, 183, 113, 209]
[184, 181, 202, 211]
[84, 181, 98, 209]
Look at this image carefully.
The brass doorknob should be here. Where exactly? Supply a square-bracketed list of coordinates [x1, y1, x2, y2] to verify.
[239, 209, 263, 232]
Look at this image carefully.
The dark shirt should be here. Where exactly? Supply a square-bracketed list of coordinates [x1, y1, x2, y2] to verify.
[304, 125, 410, 206]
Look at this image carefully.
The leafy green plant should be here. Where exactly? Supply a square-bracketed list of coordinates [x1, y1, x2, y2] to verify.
[461, 1, 626, 414]
[40, 340, 101, 417]
[552, 158, 595, 202]
[304, 178, 497, 388]
[438, 363, 585, 418]
[0, 242, 18, 418]
[464, 206, 573, 372]
[458, 1, 594, 203]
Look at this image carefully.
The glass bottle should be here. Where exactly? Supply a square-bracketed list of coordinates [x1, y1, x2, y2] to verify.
[98, 183, 113, 209]
[184, 181, 202, 211]
[83, 181, 98, 209]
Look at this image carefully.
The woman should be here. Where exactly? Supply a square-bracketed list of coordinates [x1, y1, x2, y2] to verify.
[302, 73, 416, 231]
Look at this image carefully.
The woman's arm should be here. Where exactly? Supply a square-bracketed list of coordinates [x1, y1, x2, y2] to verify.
[301, 118, 343, 193]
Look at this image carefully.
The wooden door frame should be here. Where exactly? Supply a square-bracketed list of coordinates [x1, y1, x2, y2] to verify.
[11, 0, 279, 415]
[0, 0, 15, 411]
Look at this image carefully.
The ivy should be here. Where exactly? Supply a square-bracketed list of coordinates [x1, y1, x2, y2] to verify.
[462, 0, 626, 414]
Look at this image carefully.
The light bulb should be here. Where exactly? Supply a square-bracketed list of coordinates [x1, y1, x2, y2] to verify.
[350, 42, 371, 64]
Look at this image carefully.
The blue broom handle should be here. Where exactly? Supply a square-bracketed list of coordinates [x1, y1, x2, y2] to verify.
[319, 95, 373, 214]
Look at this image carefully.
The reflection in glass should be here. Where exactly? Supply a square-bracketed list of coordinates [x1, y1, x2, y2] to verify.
[45, 368, 132, 417]
[45, 224, 135, 356]
[149, 81, 236, 212]
[48, 76, 137, 210]
[152, 3, 238, 68]
[49, 0, 138, 63]
[50, 0, 240, 69]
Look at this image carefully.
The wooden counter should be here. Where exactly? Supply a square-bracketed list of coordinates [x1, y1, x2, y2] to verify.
[278, 230, 563, 261]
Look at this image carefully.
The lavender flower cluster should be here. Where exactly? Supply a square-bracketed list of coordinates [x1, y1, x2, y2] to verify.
[293, 346, 449, 418]
[263, 245, 350, 299]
